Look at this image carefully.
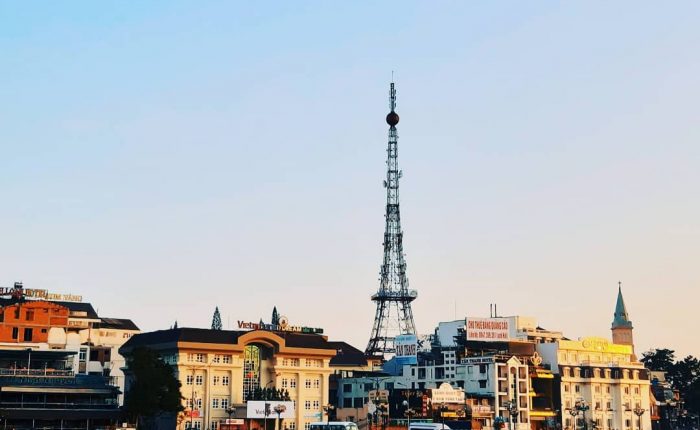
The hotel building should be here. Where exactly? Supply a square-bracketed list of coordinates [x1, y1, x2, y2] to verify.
[120, 327, 339, 430]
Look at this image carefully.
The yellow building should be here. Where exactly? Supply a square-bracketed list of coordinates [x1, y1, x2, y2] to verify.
[538, 337, 651, 430]
[121, 327, 338, 430]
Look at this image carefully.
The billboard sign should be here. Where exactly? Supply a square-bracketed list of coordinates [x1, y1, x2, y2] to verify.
[395, 334, 418, 365]
[246, 401, 295, 419]
[465, 318, 510, 342]
[430, 383, 465, 404]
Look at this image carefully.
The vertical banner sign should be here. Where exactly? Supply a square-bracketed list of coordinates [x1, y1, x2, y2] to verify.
[395, 334, 418, 365]
[465, 318, 510, 341]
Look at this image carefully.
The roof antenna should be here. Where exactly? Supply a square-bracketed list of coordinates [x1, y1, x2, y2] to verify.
[391, 70, 394, 83]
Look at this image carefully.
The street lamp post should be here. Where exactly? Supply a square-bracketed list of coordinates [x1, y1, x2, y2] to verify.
[274, 404, 287, 430]
[323, 404, 335, 427]
[226, 407, 236, 430]
[506, 400, 518, 430]
[439, 403, 448, 430]
[633, 407, 646, 430]
[403, 400, 415, 430]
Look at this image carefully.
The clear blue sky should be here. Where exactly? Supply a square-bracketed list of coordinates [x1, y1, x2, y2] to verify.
[1, 2, 698, 357]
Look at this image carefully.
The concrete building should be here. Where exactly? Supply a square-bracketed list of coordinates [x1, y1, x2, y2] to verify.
[538, 337, 651, 430]
[121, 326, 339, 430]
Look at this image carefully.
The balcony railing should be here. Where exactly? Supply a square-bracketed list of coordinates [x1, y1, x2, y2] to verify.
[0, 368, 75, 377]
[0, 401, 118, 410]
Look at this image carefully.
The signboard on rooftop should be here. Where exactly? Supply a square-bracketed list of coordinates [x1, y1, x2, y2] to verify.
[395, 334, 418, 365]
[465, 317, 510, 342]
[0, 286, 83, 303]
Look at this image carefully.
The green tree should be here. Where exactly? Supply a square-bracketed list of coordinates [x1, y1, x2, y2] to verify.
[271, 306, 280, 325]
[124, 347, 184, 429]
[641, 348, 676, 373]
[212, 306, 223, 330]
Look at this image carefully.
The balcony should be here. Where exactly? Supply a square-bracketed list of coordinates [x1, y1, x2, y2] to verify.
[0, 368, 75, 377]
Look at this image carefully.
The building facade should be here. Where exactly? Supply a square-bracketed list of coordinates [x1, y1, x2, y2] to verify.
[121, 327, 338, 430]
[538, 337, 652, 430]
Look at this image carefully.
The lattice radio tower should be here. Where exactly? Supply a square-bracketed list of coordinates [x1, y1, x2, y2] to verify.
[366, 82, 417, 357]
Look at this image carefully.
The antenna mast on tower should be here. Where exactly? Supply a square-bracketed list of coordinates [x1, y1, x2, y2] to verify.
[366, 82, 418, 358]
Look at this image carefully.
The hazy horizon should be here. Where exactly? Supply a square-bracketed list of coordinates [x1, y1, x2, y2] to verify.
[1, 2, 698, 359]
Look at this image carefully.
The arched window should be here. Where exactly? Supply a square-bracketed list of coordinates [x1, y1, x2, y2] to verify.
[243, 345, 261, 400]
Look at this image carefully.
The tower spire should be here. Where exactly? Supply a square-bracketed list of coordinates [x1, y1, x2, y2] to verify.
[612, 281, 632, 329]
[366, 82, 417, 358]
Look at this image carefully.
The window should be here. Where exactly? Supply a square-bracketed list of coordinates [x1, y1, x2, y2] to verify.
[606, 386, 611, 394]
[595, 386, 601, 393]
[26, 311, 34, 321]
[11, 327, 18, 340]
[624, 387, 630, 394]
[479, 364, 487, 374]
[343, 384, 352, 393]
[187, 422, 202, 430]
[290, 378, 297, 388]
[196, 375, 203, 385]
[243, 345, 261, 400]
[595, 402, 601, 410]
[608, 419, 613, 428]
[305, 379, 312, 389]
[479, 380, 487, 389]
[314, 378, 321, 389]
[186, 375, 194, 385]
[564, 385, 569, 392]
[468, 366, 473, 374]
[305, 424, 310, 430]
[14, 308, 19, 319]
[289, 423, 296, 430]
[291, 358, 300, 366]
[223, 376, 230, 386]
[212, 398, 220, 408]
[634, 387, 639, 395]
[305, 400, 311, 410]
[221, 398, 229, 409]
[213, 355, 221, 363]
[625, 420, 631, 429]
[305, 359, 312, 367]
[211, 422, 219, 430]
[223, 355, 231, 364]
[606, 401, 611, 410]
[343, 398, 352, 407]
[195, 399, 203, 409]
[196, 353, 206, 363]
[213, 376, 220, 385]
[313, 400, 320, 409]
[575, 385, 580, 393]
[282, 378, 289, 388]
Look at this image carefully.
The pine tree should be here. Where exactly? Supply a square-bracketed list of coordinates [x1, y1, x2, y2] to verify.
[211, 307, 222, 330]
[173, 320, 178, 329]
[271, 306, 280, 325]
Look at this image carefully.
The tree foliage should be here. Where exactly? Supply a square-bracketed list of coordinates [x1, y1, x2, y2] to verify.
[641, 348, 676, 373]
[212, 306, 223, 330]
[271, 306, 280, 325]
[124, 347, 184, 428]
[249, 386, 291, 401]
[642, 348, 700, 414]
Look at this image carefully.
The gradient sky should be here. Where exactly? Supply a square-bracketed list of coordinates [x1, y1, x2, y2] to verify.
[1, 2, 698, 358]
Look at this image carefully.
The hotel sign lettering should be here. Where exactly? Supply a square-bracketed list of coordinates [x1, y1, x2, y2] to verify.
[238, 316, 323, 334]
[0, 287, 83, 303]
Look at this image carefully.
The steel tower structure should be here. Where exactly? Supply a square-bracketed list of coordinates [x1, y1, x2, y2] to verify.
[366, 82, 417, 357]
